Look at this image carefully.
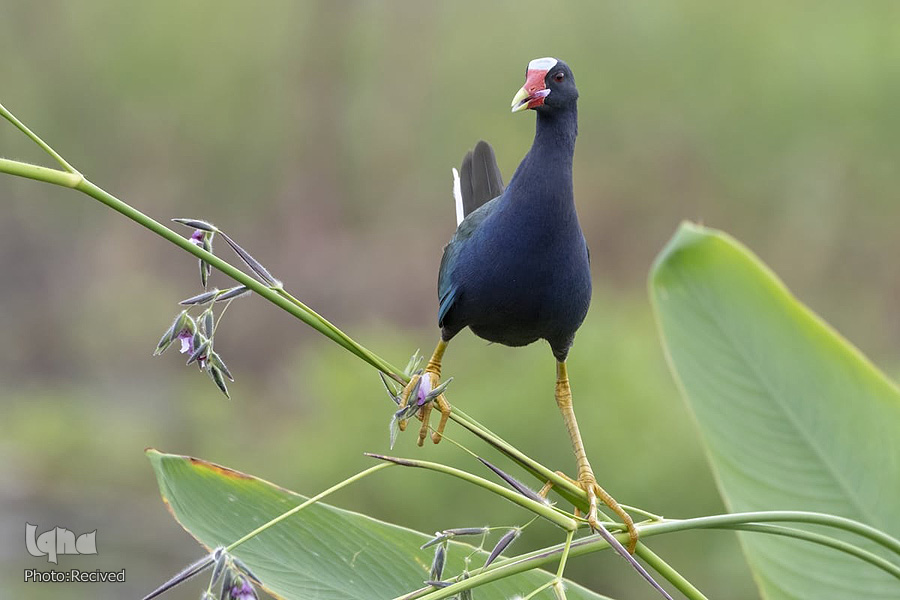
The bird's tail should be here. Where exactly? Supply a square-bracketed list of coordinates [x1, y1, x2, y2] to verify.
[454, 140, 504, 224]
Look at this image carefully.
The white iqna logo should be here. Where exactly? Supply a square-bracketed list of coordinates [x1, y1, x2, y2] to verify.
[26, 524, 97, 564]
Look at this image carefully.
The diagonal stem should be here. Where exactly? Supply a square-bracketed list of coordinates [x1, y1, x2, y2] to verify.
[0, 102, 79, 173]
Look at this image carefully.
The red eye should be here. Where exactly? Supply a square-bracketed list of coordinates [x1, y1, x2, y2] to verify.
[554, 72, 565, 82]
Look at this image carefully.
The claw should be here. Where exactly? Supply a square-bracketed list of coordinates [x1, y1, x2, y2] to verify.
[580, 475, 638, 554]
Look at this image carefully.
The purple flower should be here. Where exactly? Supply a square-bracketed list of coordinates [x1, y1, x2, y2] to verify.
[189, 229, 205, 247]
[416, 373, 433, 406]
[177, 327, 209, 369]
[228, 576, 258, 600]
[177, 329, 194, 354]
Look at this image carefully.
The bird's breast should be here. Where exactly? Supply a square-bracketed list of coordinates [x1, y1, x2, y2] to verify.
[449, 212, 591, 346]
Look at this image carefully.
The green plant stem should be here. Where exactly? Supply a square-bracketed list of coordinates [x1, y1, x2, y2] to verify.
[0, 102, 78, 173]
[366, 453, 577, 531]
[668, 511, 900, 557]
[224, 463, 394, 554]
[725, 523, 900, 580]
[273, 286, 402, 381]
[556, 528, 575, 578]
[0, 157, 82, 187]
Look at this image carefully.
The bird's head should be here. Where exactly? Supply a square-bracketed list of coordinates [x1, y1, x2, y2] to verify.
[510, 57, 577, 113]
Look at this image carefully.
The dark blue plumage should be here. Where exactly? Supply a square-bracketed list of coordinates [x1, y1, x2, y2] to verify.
[437, 59, 590, 361]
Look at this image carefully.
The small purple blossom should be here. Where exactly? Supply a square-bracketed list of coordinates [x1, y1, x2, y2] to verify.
[177, 329, 194, 354]
[189, 229, 205, 247]
[227, 576, 257, 600]
[416, 373, 434, 406]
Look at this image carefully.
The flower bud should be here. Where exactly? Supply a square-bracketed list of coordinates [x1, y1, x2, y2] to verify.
[484, 528, 519, 569]
[226, 575, 257, 600]
[209, 365, 230, 398]
[186, 338, 210, 366]
[180, 289, 220, 306]
[210, 352, 234, 382]
[429, 543, 446, 582]
[217, 285, 251, 302]
[153, 311, 187, 356]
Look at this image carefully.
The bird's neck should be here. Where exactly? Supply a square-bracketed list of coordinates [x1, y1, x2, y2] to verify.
[533, 105, 578, 164]
[507, 105, 578, 212]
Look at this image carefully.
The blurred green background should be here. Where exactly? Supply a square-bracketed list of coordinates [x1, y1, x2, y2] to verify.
[3, 1, 900, 598]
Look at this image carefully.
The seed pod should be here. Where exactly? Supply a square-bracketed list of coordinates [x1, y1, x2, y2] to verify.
[153, 312, 186, 356]
[429, 543, 446, 582]
[478, 458, 548, 505]
[183, 314, 198, 334]
[141, 551, 216, 600]
[210, 352, 234, 382]
[187, 338, 210, 366]
[172, 218, 218, 232]
[209, 365, 230, 399]
[398, 400, 421, 421]
[444, 527, 488, 537]
[231, 556, 261, 584]
[483, 529, 519, 569]
[398, 375, 424, 414]
[424, 377, 453, 402]
[180, 289, 220, 306]
[420, 532, 449, 550]
[220, 232, 279, 287]
[404, 350, 423, 376]
[201, 309, 215, 338]
[217, 285, 251, 302]
[379, 372, 401, 404]
[199, 260, 211, 289]
[210, 547, 228, 585]
[220, 568, 233, 600]
[197, 231, 215, 289]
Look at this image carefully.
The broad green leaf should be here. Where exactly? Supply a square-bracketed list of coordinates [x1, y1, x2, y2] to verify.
[650, 223, 900, 599]
[147, 450, 614, 600]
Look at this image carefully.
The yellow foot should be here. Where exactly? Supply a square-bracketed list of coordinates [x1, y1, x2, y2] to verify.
[548, 470, 638, 554]
[396, 371, 452, 446]
[583, 475, 638, 554]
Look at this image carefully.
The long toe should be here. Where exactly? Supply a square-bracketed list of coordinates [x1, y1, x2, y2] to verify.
[588, 479, 638, 554]
[573, 471, 638, 554]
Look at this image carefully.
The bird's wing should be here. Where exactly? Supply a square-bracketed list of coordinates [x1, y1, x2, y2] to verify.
[438, 196, 500, 327]
[458, 140, 503, 223]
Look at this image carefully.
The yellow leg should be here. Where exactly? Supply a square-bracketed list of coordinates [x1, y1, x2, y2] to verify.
[556, 361, 638, 553]
[397, 340, 452, 446]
